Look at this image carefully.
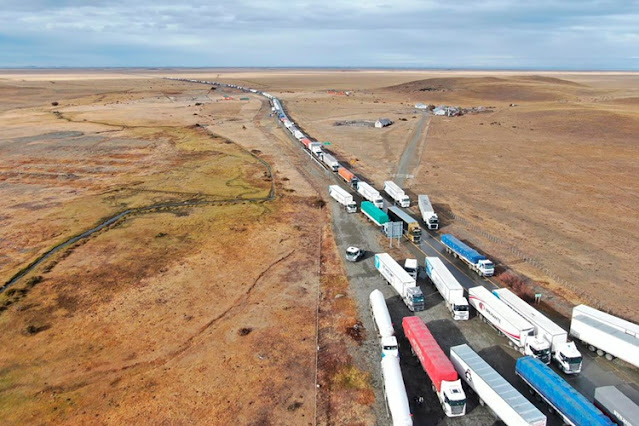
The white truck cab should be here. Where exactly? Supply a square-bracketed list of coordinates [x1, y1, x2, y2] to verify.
[403, 259, 418, 280]
[381, 335, 399, 358]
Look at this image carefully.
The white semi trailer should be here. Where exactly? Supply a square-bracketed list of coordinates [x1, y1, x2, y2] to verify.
[328, 185, 357, 213]
[451, 344, 547, 426]
[425, 257, 469, 320]
[369, 290, 399, 358]
[418, 195, 439, 230]
[374, 253, 424, 312]
[570, 304, 639, 366]
[384, 181, 410, 207]
[357, 181, 384, 208]
[468, 286, 550, 362]
[381, 355, 413, 426]
[322, 153, 340, 172]
[493, 288, 582, 374]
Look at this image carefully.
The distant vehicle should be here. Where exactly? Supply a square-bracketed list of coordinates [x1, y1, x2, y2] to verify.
[425, 257, 469, 320]
[468, 286, 550, 362]
[357, 181, 384, 208]
[441, 234, 494, 277]
[381, 355, 413, 426]
[493, 288, 582, 374]
[402, 316, 466, 417]
[329, 185, 357, 213]
[418, 195, 439, 230]
[345, 246, 364, 262]
[322, 153, 340, 172]
[403, 259, 418, 280]
[594, 383, 639, 426]
[569, 304, 639, 367]
[294, 130, 304, 140]
[516, 356, 613, 426]
[369, 289, 399, 358]
[360, 201, 390, 227]
[387, 206, 422, 244]
[337, 167, 359, 188]
[375, 253, 424, 312]
[451, 344, 546, 426]
[384, 181, 410, 207]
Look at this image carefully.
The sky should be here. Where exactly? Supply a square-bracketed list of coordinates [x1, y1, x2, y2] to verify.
[1, 0, 638, 69]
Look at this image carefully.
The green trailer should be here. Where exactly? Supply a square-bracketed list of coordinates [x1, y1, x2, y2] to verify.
[361, 201, 389, 226]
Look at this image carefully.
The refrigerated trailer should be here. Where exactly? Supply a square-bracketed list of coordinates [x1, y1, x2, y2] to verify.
[493, 288, 582, 374]
[357, 181, 384, 208]
[387, 206, 422, 244]
[425, 257, 469, 320]
[369, 290, 399, 358]
[418, 195, 439, 230]
[322, 153, 340, 172]
[375, 253, 424, 312]
[328, 185, 357, 213]
[451, 344, 546, 426]
[384, 181, 410, 207]
[594, 383, 639, 426]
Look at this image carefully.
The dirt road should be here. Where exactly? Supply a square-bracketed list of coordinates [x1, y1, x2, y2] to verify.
[394, 111, 430, 188]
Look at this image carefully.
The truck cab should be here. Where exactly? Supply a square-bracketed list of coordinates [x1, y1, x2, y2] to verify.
[381, 335, 399, 358]
[372, 196, 384, 208]
[452, 297, 470, 320]
[427, 214, 439, 230]
[477, 259, 494, 276]
[345, 201, 357, 214]
[403, 259, 418, 280]
[555, 341, 582, 374]
[526, 335, 551, 364]
[440, 381, 467, 417]
[399, 195, 410, 208]
[406, 287, 425, 312]
[408, 224, 422, 243]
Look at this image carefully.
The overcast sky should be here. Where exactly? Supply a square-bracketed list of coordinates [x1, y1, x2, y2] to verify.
[1, 1, 638, 69]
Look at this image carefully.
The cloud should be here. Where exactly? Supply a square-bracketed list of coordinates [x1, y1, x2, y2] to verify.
[0, 0, 638, 68]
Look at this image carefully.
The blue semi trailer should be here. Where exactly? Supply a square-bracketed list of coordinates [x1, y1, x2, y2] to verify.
[515, 357, 613, 426]
[440, 234, 494, 277]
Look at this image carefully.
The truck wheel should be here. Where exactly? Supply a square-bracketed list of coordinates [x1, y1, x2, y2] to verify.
[588, 345, 595, 352]
[535, 394, 541, 402]
[596, 349, 604, 357]
[548, 406, 555, 414]
[604, 353, 615, 361]
[431, 384, 436, 392]
[479, 398, 485, 407]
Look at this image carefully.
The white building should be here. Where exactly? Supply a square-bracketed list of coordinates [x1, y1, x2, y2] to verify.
[375, 118, 393, 128]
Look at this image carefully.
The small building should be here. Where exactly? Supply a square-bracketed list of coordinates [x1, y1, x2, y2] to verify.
[375, 118, 393, 128]
[433, 107, 446, 116]
[415, 103, 429, 109]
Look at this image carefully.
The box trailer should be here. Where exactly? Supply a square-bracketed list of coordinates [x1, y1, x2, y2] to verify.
[381, 355, 413, 426]
[387, 206, 422, 244]
[594, 383, 639, 426]
[441, 234, 494, 277]
[402, 317, 466, 417]
[322, 153, 340, 172]
[369, 289, 398, 358]
[361, 201, 389, 227]
[328, 185, 357, 213]
[384, 181, 410, 207]
[493, 288, 582, 373]
[451, 344, 546, 426]
[403, 259, 418, 280]
[425, 257, 469, 320]
[337, 167, 359, 188]
[418, 195, 439, 230]
[570, 305, 639, 366]
[375, 253, 424, 312]
[516, 357, 613, 426]
[357, 181, 384, 208]
[468, 286, 550, 361]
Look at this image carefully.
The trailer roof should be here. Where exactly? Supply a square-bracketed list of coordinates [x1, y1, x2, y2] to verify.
[573, 314, 639, 349]
[595, 385, 639, 421]
[573, 305, 639, 337]
[493, 288, 566, 337]
[452, 345, 545, 424]
[425, 257, 463, 292]
[469, 286, 534, 335]
[387, 206, 419, 225]
[402, 317, 457, 384]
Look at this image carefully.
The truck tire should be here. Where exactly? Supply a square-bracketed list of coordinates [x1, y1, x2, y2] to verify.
[479, 398, 485, 407]
[596, 349, 604, 357]
[588, 345, 596, 352]
[604, 353, 615, 361]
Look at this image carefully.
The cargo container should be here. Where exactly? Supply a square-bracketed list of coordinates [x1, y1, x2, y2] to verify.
[329, 185, 356, 213]
[294, 130, 304, 140]
[322, 153, 340, 172]
[418, 195, 439, 230]
[308, 142, 323, 157]
[425, 257, 469, 320]
[451, 344, 546, 426]
[441, 234, 494, 277]
[384, 181, 410, 207]
[468, 286, 550, 361]
[570, 305, 639, 366]
[357, 181, 384, 208]
[375, 254, 424, 312]
[402, 317, 466, 417]
[594, 383, 639, 426]
[387, 206, 422, 243]
[516, 357, 613, 426]
[361, 201, 389, 227]
[369, 289, 399, 358]
[337, 166, 359, 188]
[493, 288, 582, 373]
[381, 355, 413, 426]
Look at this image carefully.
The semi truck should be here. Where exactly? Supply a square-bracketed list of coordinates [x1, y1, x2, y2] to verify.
[425, 257, 469, 321]
[328, 185, 357, 213]
[594, 383, 639, 426]
[361, 201, 390, 227]
[381, 355, 413, 426]
[418, 195, 439, 230]
[468, 286, 550, 362]
[441, 234, 494, 277]
[515, 356, 614, 426]
[402, 316, 466, 417]
[403, 259, 418, 280]
[569, 304, 639, 366]
[369, 289, 399, 358]
[357, 181, 384, 208]
[375, 253, 424, 312]
[493, 288, 582, 374]
[450, 344, 546, 426]
[337, 166, 359, 188]
[387, 206, 422, 244]
[384, 181, 410, 207]
[293, 130, 304, 140]
[322, 153, 340, 172]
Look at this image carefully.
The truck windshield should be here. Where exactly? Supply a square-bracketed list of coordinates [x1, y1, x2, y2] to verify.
[484, 262, 494, 270]
[564, 355, 583, 365]
[454, 305, 469, 311]
[444, 396, 466, 406]
[413, 229, 422, 236]
[383, 345, 398, 351]
[413, 295, 424, 303]
[532, 347, 550, 358]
